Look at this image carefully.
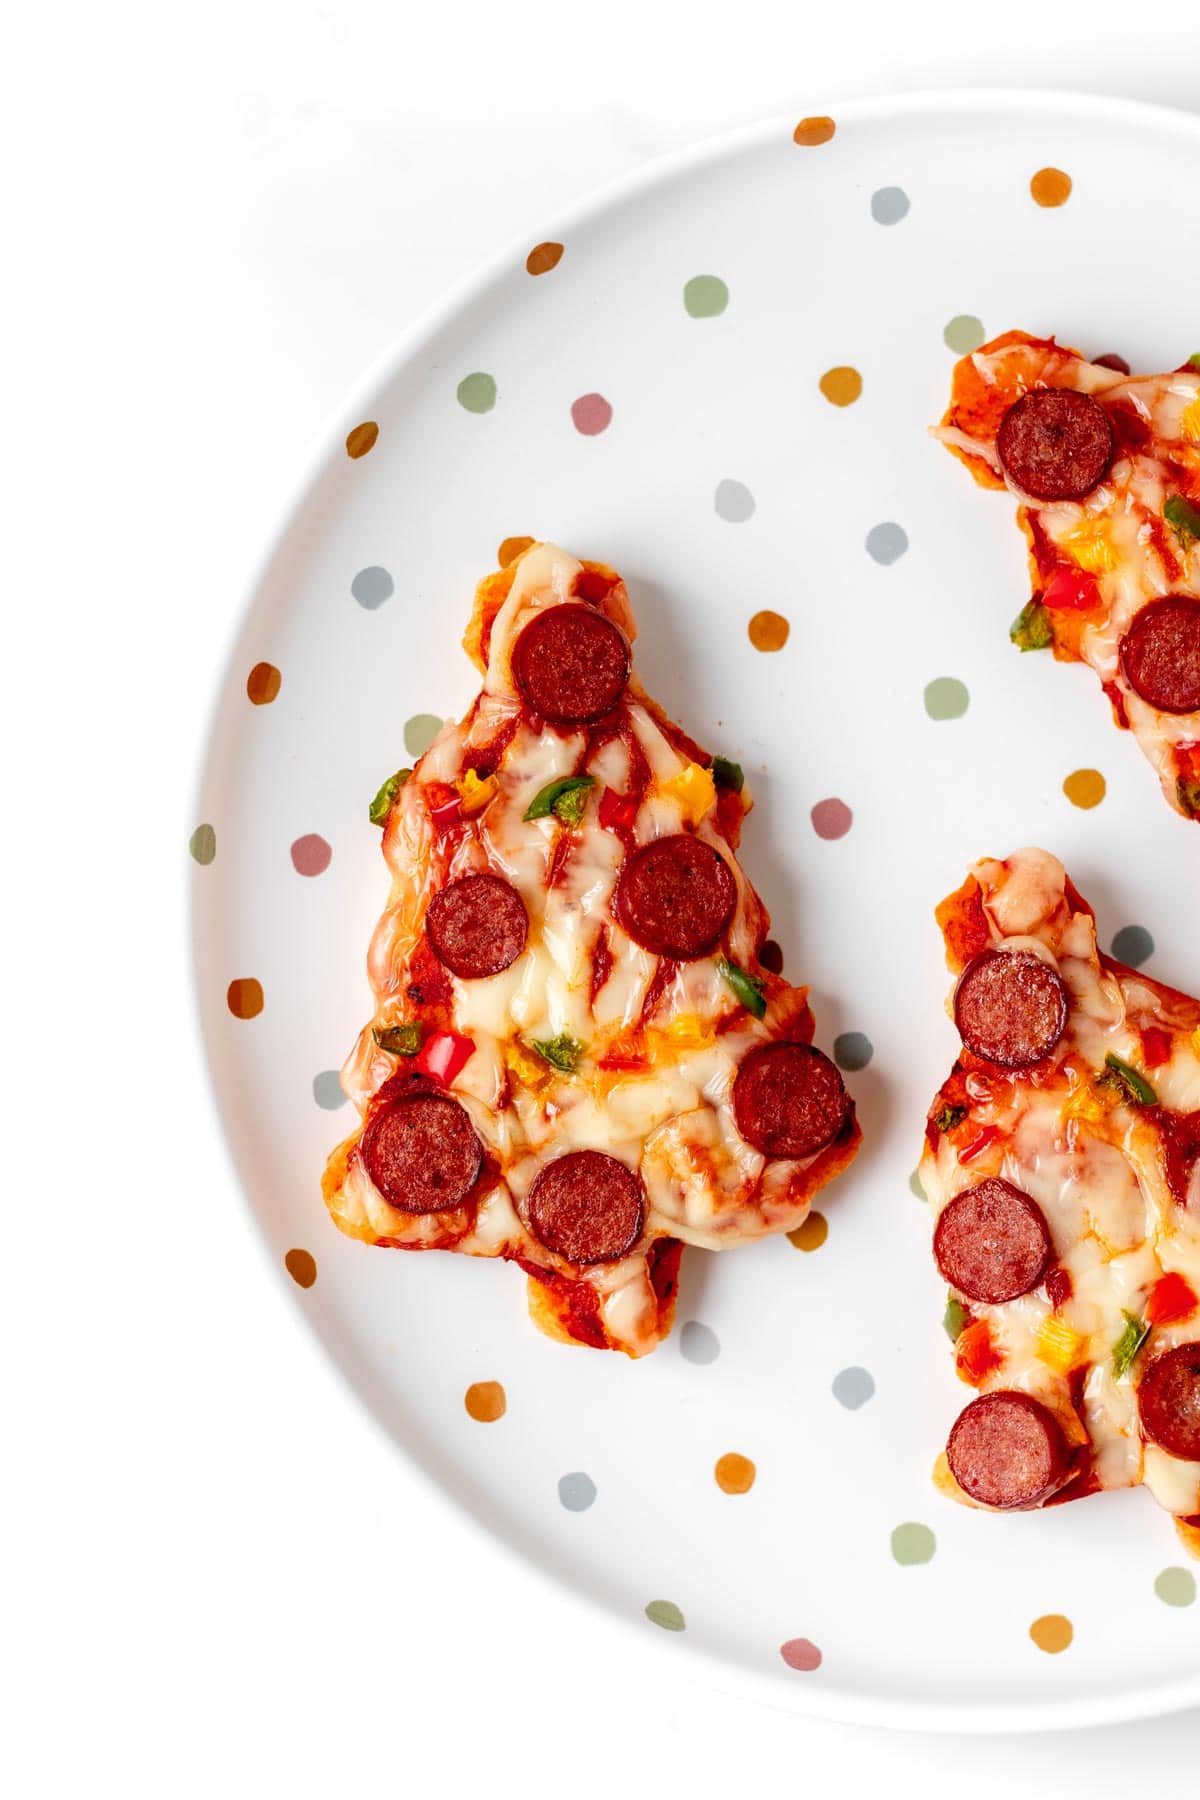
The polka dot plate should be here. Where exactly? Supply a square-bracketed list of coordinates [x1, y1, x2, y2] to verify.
[192, 92, 1200, 1731]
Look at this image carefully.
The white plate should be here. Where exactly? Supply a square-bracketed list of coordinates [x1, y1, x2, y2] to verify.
[192, 91, 1200, 1731]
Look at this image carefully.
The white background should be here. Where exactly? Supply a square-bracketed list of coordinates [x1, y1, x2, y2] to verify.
[6, 1, 1199, 1792]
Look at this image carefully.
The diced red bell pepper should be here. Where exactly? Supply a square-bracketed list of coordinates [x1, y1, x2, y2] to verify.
[574, 569, 614, 604]
[598, 786, 639, 833]
[414, 1029, 475, 1087]
[1145, 1271, 1198, 1326]
[1043, 566, 1102, 612]
[1141, 1027, 1172, 1069]
[958, 1124, 1002, 1165]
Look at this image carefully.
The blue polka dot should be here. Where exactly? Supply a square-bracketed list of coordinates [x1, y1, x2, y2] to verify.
[351, 566, 394, 610]
[1111, 925, 1154, 968]
[313, 1070, 346, 1109]
[870, 186, 910, 225]
[558, 1472, 597, 1511]
[832, 1367, 875, 1410]
[865, 522, 908, 565]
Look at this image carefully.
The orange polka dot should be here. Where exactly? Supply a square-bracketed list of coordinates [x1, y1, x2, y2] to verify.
[1063, 768, 1106, 810]
[464, 1380, 506, 1422]
[1031, 167, 1072, 208]
[1030, 1613, 1074, 1653]
[526, 242, 563, 276]
[246, 662, 281, 705]
[226, 977, 264, 1020]
[345, 421, 379, 459]
[498, 535, 535, 567]
[284, 1248, 317, 1288]
[819, 365, 862, 407]
[748, 610, 790, 652]
[793, 116, 835, 147]
[715, 1452, 757, 1494]
[787, 1212, 828, 1252]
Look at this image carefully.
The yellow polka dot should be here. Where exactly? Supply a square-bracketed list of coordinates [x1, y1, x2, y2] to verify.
[498, 535, 535, 567]
[1063, 768, 1106, 810]
[715, 1452, 757, 1494]
[345, 420, 379, 459]
[284, 1248, 317, 1288]
[748, 610, 790, 652]
[525, 242, 563, 276]
[819, 365, 862, 407]
[1030, 1613, 1074, 1654]
[793, 116, 835, 147]
[226, 977, 264, 1020]
[1030, 167, 1072, 208]
[464, 1380, 506, 1423]
[787, 1211, 828, 1252]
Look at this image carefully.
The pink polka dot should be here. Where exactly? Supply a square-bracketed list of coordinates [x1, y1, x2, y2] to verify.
[780, 1637, 822, 1672]
[571, 393, 613, 436]
[810, 798, 852, 840]
[290, 834, 332, 876]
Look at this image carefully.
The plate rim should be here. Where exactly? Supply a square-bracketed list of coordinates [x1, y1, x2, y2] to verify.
[190, 87, 1200, 1735]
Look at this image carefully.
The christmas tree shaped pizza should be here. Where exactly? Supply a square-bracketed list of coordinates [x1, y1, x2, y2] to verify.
[920, 847, 1200, 1549]
[323, 543, 860, 1356]
[935, 331, 1200, 821]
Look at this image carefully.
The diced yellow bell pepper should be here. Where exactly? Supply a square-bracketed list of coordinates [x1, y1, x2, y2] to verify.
[1180, 396, 1200, 443]
[660, 762, 716, 826]
[1036, 1313, 1084, 1374]
[458, 768, 498, 815]
[1061, 520, 1117, 574]
[505, 1042, 551, 1091]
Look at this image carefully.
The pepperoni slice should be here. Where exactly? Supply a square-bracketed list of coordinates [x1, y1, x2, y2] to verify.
[934, 1179, 1054, 1305]
[613, 834, 736, 960]
[511, 603, 631, 724]
[360, 1091, 482, 1213]
[953, 949, 1069, 1068]
[1119, 596, 1200, 715]
[1138, 1342, 1200, 1461]
[426, 873, 528, 979]
[732, 1042, 851, 1161]
[947, 1391, 1069, 1510]
[996, 388, 1114, 501]
[1160, 1110, 1200, 1209]
[1092, 352, 1131, 375]
[525, 1150, 645, 1265]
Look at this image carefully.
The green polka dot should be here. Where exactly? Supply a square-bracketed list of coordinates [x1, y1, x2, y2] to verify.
[909, 1168, 926, 1202]
[457, 372, 497, 413]
[924, 677, 970, 721]
[403, 713, 443, 757]
[189, 823, 216, 865]
[645, 1598, 685, 1631]
[891, 1522, 936, 1565]
[683, 275, 729, 318]
[1155, 1567, 1196, 1607]
[944, 314, 986, 353]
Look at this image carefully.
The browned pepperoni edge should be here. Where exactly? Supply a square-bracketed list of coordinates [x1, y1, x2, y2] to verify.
[525, 1149, 645, 1265]
[934, 1179, 1055, 1305]
[1092, 352, 1131, 375]
[947, 1391, 1069, 1510]
[1138, 1342, 1200, 1462]
[613, 834, 736, 960]
[360, 1090, 483, 1213]
[953, 949, 1069, 1069]
[996, 387, 1114, 501]
[426, 873, 528, 979]
[1119, 595, 1200, 716]
[732, 1042, 851, 1161]
[511, 603, 631, 725]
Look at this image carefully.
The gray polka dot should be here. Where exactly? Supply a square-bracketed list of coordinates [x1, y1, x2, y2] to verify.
[833, 1031, 873, 1071]
[865, 522, 908, 565]
[558, 1471, 597, 1512]
[909, 1168, 927, 1202]
[832, 1366, 875, 1410]
[679, 1320, 721, 1364]
[870, 186, 910, 225]
[312, 1070, 347, 1110]
[351, 566, 394, 610]
[714, 479, 755, 523]
[1111, 925, 1154, 968]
